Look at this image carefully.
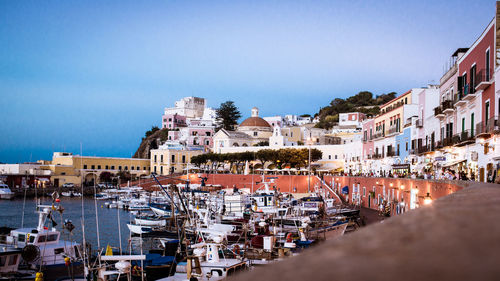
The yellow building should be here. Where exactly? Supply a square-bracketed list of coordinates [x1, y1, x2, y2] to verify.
[150, 146, 204, 175]
[281, 126, 303, 143]
[43, 152, 150, 187]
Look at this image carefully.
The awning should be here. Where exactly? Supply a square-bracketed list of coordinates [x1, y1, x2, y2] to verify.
[443, 159, 467, 168]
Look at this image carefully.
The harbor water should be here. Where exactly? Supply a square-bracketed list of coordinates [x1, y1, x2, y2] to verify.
[0, 197, 135, 252]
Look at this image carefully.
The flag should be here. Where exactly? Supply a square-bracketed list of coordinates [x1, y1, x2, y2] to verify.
[105, 245, 113, 256]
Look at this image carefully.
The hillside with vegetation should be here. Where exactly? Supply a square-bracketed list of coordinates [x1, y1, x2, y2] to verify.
[133, 126, 170, 159]
[314, 91, 397, 129]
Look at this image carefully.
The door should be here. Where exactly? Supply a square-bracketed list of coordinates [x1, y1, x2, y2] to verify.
[54, 179, 59, 187]
[479, 167, 485, 182]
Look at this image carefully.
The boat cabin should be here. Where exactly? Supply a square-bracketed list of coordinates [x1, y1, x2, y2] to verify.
[0, 248, 21, 273]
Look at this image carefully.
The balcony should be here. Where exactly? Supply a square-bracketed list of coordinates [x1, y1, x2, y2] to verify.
[373, 131, 385, 140]
[442, 137, 455, 147]
[476, 117, 500, 137]
[462, 84, 478, 101]
[434, 106, 445, 119]
[372, 154, 383, 159]
[417, 145, 430, 154]
[441, 100, 455, 114]
[453, 130, 475, 146]
[386, 125, 400, 136]
[416, 119, 423, 128]
[475, 68, 493, 91]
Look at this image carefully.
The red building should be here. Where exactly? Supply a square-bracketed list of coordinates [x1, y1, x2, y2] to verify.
[457, 18, 496, 136]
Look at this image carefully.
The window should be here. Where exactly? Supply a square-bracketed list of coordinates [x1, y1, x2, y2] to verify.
[406, 142, 408, 151]
[118, 166, 122, 170]
[105, 165, 109, 169]
[131, 166, 134, 170]
[328, 155, 331, 160]
[154, 166, 157, 173]
[97, 165, 101, 170]
[206, 132, 211, 136]
[48, 234, 58, 241]
[471, 113, 475, 136]
[335, 155, 338, 159]
[137, 166, 140, 170]
[160, 166, 163, 174]
[253, 132, 258, 136]
[486, 49, 490, 80]
[462, 118, 465, 132]
[124, 166, 128, 170]
[18, 234, 25, 242]
[182, 155, 186, 163]
[83, 165, 87, 169]
[54, 248, 64, 255]
[154, 155, 157, 163]
[8, 254, 18, 266]
[111, 166, 115, 170]
[405, 97, 408, 104]
[38, 235, 46, 243]
[171, 155, 175, 162]
[470, 65, 476, 93]
[160, 155, 164, 163]
[485, 101, 490, 123]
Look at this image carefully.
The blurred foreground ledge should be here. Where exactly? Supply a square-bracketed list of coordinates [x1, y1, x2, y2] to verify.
[234, 181, 500, 281]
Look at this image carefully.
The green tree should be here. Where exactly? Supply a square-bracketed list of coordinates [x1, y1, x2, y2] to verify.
[145, 126, 160, 138]
[216, 101, 241, 131]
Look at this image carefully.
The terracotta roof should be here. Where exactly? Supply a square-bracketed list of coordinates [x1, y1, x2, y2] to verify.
[239, 117, 271, 128]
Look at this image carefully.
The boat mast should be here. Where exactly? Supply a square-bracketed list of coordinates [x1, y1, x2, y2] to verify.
[80, 143, 88, 278]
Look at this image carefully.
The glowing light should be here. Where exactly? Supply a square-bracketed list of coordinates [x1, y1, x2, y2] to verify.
[423, 192, 433, 205]
[389, 183, 393, 187]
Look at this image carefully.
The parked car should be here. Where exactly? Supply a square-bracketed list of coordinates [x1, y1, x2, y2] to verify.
[62, 183, 75, 188]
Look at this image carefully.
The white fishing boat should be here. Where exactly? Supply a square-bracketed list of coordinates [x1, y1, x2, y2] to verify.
[1, 204, 83, 278]
[61, 191, 82, 197]
[126, 223, 152, 235]
[158, 241, 249, 281]
[134, 216, 166, 227]
[0, 182, 15, 200]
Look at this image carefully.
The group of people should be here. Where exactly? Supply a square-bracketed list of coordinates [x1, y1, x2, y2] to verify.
[340, 167, 500, 184]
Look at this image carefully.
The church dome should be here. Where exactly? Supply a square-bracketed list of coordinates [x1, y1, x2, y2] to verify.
[239, 107, 271, 128]
[240, 117, 271, 128]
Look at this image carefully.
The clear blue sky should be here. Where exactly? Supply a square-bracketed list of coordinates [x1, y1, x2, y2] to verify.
[0, 0, 495, 163]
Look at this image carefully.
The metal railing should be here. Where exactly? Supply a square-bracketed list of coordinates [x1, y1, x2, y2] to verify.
[476, 117, 499, 135]
[434, 106, 443, 116]
[387, 125, 400, 135]
[441, 100, 454, 110]
[475, 68, 492, 87]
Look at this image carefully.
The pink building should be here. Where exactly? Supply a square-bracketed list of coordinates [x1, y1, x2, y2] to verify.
[162, 113, 187, 129]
